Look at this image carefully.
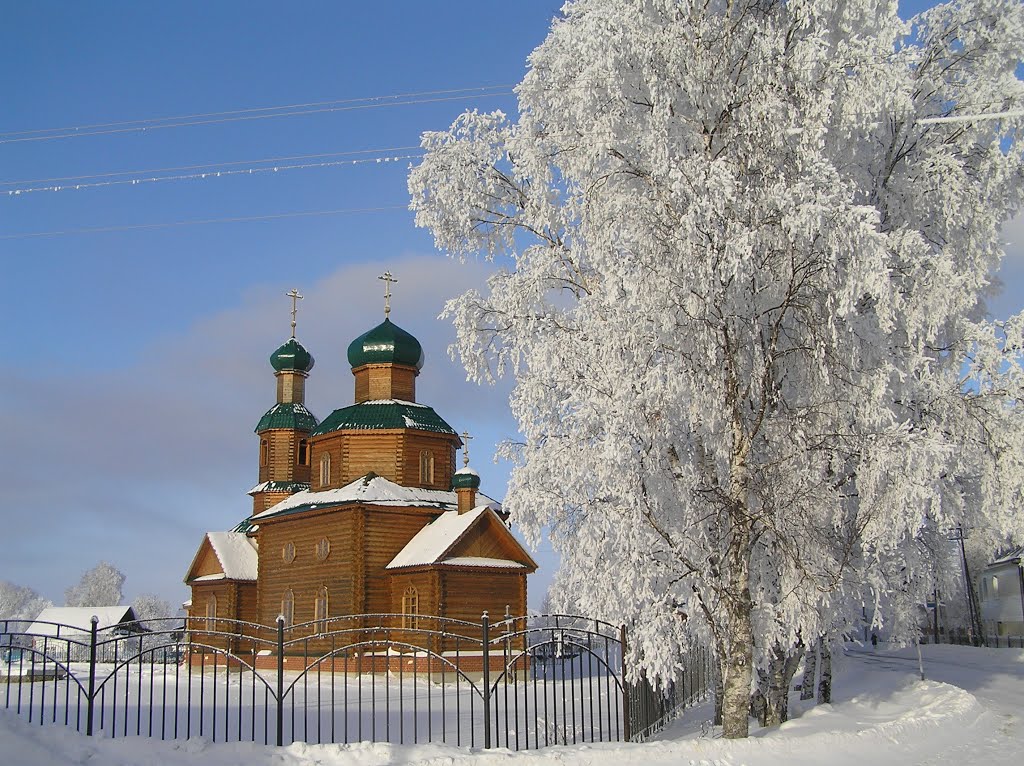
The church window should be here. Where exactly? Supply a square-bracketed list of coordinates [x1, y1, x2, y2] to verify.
[281, 589, 294, 627]
[315, 537, 330, 561]
[314, 587, 329, 634]
[297, 439, 309, 466]
[205, 594, 217, 629]
[320, 453, 331, 487]
[260, 439, 269, 466]
[418, 450, 434, 484]
[991, 576, 999, 596]
[282, 541, 296, 564]
[402, 586, 419, 629]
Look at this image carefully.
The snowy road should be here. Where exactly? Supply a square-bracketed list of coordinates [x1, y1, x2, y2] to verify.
[1, 644, 1022, 765]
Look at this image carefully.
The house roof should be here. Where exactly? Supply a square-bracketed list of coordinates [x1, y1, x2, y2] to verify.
[251, 473, 499, 522]
[28, 606, 140, 635]
[988, 545, 1024, 567]
[312, 400, 457, 437]
[386, 506, 536, 571]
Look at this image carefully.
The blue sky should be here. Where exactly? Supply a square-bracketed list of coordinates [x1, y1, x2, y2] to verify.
[1, 1, 1020, 610]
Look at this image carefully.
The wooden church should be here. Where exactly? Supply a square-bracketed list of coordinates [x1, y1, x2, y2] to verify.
[183, 279, 536, 650]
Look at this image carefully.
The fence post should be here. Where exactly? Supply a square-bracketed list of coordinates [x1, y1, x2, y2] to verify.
[620, 624, 631, 742]
[481, 611, 491, 749]
[276, 616, 285, 747]
[86, 615, 98, 736]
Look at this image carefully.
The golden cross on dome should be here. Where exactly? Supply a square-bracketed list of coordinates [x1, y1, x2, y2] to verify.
[460, 430, 474, 467]
[378, 270, 398, 318]
[286, 288, 303, 338]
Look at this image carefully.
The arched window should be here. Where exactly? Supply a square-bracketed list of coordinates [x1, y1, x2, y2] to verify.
[992, 576, 999, 596]
[402, 586, 419, 629]
[260, 439, 269, 466]
[320, 453, 331, 487]
[315, 537, 330, 561]
[205, 594, 217, 629]
[418, 450, 434, 484]
[281, 589, 294, 627]
[297, 439, 309, 466]
[314, 587, 329, 634]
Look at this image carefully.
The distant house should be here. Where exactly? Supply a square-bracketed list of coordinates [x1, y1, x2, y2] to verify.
[27, 606, 146, 661]
[978, 546, 1024, 640]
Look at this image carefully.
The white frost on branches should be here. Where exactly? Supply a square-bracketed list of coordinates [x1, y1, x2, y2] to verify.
[65, 562, 126, 608]
[409, 0, 1023, 737]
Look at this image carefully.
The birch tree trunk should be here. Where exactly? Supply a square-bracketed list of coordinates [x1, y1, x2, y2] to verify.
[765, 645, 804, 726]
[800, 641, 818, 701]
[713, 660, 724, 726]
[817, 641, 832, 704]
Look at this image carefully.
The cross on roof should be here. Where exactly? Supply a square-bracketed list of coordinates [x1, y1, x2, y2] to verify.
[460, 430, 473, 467]
[286, 288, 303, 338]
[378, 271, 398, 318]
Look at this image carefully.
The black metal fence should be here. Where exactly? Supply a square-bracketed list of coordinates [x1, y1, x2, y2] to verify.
[920, 627, 1024, 648]
[1, 613, 713, 750]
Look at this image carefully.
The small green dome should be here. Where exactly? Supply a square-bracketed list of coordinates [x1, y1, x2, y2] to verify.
[270, 338, 315, 373]
[452, 467, 481, 490]
[347, 318, 424, 370]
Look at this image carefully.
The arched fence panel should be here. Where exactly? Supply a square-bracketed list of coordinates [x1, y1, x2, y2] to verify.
[2, 613, 706, 750]
[488, 621, 627, 750]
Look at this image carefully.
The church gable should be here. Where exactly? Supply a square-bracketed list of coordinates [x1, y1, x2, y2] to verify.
[184, 532, 258, 584]
[386, 507, 537, 572]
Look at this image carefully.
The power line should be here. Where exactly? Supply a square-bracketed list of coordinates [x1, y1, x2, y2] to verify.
[0, 204, 409, 240]
[0, 85, 514, 138]
[5, 153, 422, 196]
[0, 146, 422, 186]
[0, 91, 513, 145]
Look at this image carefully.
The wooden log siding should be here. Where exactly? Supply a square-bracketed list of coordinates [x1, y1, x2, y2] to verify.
[258, 428, 312, 485]
[352, 364, 418, 404]
[310, 430, 458, 489]
[439, 569, 529, 653]
[255, 510, 359, 629]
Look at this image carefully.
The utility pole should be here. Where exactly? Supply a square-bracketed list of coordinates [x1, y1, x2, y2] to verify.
[948, 525, 985, 647]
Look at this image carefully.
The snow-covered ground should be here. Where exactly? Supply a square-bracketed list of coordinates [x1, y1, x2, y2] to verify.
[2, 643, 1021, 765]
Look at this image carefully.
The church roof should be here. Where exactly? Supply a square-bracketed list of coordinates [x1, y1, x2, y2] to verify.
[312, 400, 457, 437]
[386, 506, 534, 570]
[347, 318, 424, 370]
[255, 402, 319, 433]
[250, 473, 498, 522]
[270, 337, 315, 373]
[205, 531, 259, 581]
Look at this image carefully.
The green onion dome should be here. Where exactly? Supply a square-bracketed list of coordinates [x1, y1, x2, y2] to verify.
[270, 338, 315, 373]
[346, 318, 424, 370]
[451, 467, 481, 490]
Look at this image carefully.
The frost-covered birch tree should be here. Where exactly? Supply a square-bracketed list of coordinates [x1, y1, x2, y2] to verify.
[65, 562, 125, 608]
[409, 0, 1024, 737]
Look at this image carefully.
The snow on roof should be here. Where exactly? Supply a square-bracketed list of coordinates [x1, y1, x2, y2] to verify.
[28, 606, 139, 635]
[206, 531, 258, 581]
[454, 466, 479, 477]
[988, 545, 1023, 567]
[440, 556, 526, 569]
[386, 507, 488, 569]
[362, 399, 429, 408]
[252, 473, 500, 521]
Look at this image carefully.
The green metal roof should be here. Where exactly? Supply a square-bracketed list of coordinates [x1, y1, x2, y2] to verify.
[270, 337, 315, 372]
[451, 468, 481, 490]
[312, 401, 457, 436]
[255, 402, 319, 433]
[346, 319, 424, 370]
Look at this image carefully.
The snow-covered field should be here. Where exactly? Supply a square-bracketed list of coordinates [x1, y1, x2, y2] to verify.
[2, 643, 1021, 765]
